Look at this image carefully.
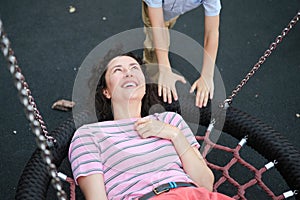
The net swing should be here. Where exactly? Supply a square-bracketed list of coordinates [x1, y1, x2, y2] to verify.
[0, 10, 299, 200]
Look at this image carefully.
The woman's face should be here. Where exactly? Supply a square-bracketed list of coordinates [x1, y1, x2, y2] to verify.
[103, 56, 146, 103]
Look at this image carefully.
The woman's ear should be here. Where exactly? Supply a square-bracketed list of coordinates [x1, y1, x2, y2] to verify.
[102, 89, 111, 99]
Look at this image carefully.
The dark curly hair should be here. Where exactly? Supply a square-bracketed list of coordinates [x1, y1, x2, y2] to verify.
[92, 48, 179, 122]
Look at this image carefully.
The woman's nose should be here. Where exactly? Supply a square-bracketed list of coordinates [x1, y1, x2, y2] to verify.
[124, 69, 133, 77]
[125, 73, 133, 77]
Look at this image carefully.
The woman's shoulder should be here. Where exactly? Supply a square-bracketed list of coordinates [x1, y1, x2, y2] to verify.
[152, 111, 183, 121]
[74, 120, 111, 134]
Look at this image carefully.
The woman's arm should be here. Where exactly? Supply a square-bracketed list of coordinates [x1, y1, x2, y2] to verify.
[78, 174, 108, 200]
[171, 129, 214, 191]
[135, 117, 214, 191]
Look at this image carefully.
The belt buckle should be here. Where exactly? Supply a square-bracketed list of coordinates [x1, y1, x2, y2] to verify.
[153, 186, 170, 195]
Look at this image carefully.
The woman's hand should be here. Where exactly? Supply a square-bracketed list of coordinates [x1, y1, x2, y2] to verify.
[134, 117, 179, 140]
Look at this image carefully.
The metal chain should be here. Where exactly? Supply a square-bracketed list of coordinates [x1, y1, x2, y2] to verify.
[224, 10, 300, 106]
[0, 20, 56, 146]
[0, 19, 67, 200]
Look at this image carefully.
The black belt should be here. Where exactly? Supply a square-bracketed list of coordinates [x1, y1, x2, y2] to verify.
[139, 182, 197, 200]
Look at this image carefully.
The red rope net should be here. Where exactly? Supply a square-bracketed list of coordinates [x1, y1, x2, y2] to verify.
[196, 125, 296, 200]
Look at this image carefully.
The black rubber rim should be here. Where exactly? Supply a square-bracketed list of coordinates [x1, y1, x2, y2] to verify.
[15, 107, 300, 200]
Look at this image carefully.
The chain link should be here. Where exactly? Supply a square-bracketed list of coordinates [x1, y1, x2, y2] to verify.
[225, 10, 300, 106]
[0, 19, 66, 200]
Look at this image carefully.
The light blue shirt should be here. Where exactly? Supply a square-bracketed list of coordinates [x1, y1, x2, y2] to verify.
[144, 0, 221, 21]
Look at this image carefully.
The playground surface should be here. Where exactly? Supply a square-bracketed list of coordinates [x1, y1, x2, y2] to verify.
[0, 0, 299, 199]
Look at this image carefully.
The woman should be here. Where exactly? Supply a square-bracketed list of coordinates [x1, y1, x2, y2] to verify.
[68, 50, 233, 200]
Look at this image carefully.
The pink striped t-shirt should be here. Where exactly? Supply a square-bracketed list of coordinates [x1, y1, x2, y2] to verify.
[68, 111, 200, 200]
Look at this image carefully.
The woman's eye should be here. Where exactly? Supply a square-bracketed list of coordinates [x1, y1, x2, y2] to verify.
[113, 68, 122, 73]
[132, 65, 139, 70]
